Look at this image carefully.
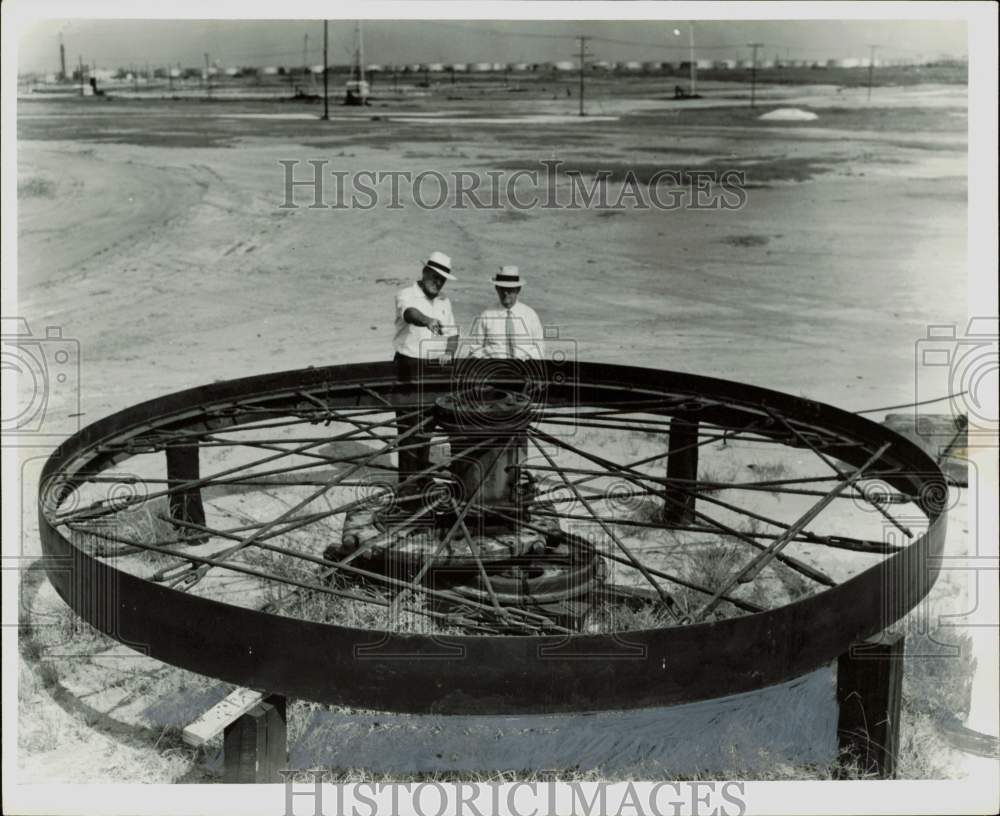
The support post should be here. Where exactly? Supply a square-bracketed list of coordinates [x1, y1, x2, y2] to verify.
[836, 632, 905, 778]
[223, 695, 288, 783]
[662, 417, 699, 524]
[166, 443, 207, 538]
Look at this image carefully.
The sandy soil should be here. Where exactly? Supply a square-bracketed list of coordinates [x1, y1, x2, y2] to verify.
[12, 78, 977, 782]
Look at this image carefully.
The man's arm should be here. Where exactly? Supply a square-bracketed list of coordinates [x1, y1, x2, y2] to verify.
[403, 307, 443, 334]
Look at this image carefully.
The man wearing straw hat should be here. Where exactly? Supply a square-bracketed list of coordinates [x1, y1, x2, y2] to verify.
[469, 266, 544, 361]
[392, 251, 459, 496]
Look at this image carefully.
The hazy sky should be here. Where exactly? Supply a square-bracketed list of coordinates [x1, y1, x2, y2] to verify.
[18, 19, 967, 73]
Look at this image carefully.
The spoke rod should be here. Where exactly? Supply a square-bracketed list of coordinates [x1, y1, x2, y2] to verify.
[527, 434, 680, 617]
[261, 516, 567, 634]
[534, 417, 808, 444]
[526, 507, 899, 555]
[164, 507, 558, 634]
[252, 538, 560, 633]
[162, 431, 515, 585]
[474, 503, 764, 613]
[55, 408, 427, 525]
[388, 438, 514, 620]
[67, 523, 505, 634]
[165, 417, 434, 589]
[529, 426, 834, 586]
[688, 442, 890, 622]
[86, 476, 387, 488]
[768, 409, 913, 538]
[532, 417, 771, 498]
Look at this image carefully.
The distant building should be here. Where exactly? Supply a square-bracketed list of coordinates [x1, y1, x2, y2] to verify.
[713, 59, 737, 70]
[224, 67, 241, 77]
[551, 60, 576, 72]
[591, 60, 611, 71]
[695, 59, 714, 70]
[492, 62, 506, 72]
[450, 63, 468, 72]
[621, 60, 643, 71]
[366, 63, 384, 73]
[736, 59, 753, 69]
[470, 62, 493, 72]
[426, 63, 444, 72]
[262, 66, 279, 75]
[511, 62, 530, 72]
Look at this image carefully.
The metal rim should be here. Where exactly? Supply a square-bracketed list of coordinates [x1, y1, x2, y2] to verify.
[38, 360, 947, 713]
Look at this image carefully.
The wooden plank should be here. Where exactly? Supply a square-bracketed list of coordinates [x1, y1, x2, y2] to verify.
[181, 687, 265, 747]
[837, 632, 906, 778]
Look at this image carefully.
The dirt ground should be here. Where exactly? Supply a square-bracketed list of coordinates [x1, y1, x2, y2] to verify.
[13, 77, 978, 782]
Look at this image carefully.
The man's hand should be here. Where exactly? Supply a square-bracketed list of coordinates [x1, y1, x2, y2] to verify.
[425, 318, 444, 335]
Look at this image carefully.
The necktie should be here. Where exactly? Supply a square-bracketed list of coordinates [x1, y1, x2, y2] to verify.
[505, 309, 516, 359]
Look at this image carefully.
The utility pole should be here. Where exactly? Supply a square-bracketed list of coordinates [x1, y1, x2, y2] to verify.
[78, 55, 84, 95]
[866, 44, 877, 102]
[59, 34, 67, 81]
[688, 22, 696, 96]
[322, 20, 329, 119]
[358, 21, 366, 87]
[576, 36, 590, 116]
[747, 42, 763, 107]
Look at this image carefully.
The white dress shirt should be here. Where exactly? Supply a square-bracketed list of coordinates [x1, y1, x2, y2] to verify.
[393, 282, 458, 359]
[469, 301, 545, 360]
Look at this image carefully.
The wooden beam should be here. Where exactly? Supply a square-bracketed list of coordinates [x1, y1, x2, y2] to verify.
[663, 418, 699, 524]
[837, 632, 906, 778]
[223, 696, 288, 784]
[166, 442, 207, 538]
[182, 687, 265, 747]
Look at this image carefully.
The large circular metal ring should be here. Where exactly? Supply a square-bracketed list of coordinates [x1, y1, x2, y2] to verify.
[38, 361, 947, 714]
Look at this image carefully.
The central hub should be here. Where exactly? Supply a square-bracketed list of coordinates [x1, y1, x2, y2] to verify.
[434, 386, 535, 514]
[329, 384, 555, 570]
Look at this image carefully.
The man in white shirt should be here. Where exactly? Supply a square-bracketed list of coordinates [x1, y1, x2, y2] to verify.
[469, 266, 544, 360]
[392, 251, 459, 496]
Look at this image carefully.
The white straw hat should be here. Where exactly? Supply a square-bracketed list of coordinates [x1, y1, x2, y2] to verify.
[493, 265, 522, 288]
[424, 251, 455, 280]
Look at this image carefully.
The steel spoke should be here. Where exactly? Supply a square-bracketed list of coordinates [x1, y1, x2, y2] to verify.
[164, 417, 434, 589]
[529, 426, 835, 586]
[687, 443, 890, 622]
[766, 408, 914, 538]
[527, 433, 682, 618]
